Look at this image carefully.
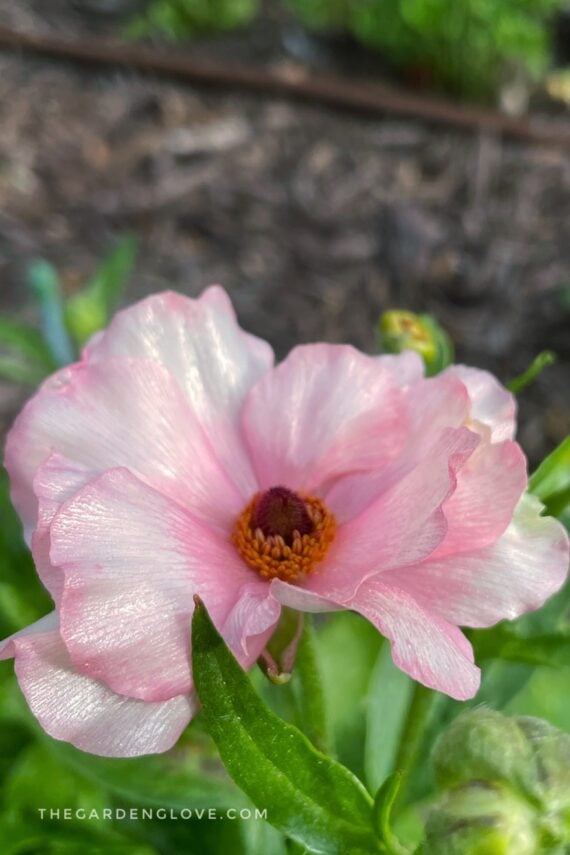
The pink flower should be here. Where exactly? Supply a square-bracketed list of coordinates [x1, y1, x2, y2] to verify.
[1, 288, 568, 757]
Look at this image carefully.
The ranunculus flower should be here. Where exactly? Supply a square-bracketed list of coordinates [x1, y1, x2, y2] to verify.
[1, 288, 568, 756]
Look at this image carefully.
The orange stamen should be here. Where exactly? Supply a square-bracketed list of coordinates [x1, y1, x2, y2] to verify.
[232, 491, 336, 583]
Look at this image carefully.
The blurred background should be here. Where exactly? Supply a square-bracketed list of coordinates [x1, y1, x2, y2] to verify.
[0, 0, 569, 466]
[0, 4, 570, 853]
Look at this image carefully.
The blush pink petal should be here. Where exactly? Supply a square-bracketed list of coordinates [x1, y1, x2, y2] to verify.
[0, 616, 193, 757]
[308, 426, 480, 601]
[444, 365, 516, 441]
[31, 455, 93, 603]
[269, 579, 340, 613]
[433, 438, 527, 558]
[346, 580, 481, 700]
[50, 468, 270, 702]
[403, 373, 471, 452]
[84, 286, 273, 499]
[382, 493, 569, 628]
[5, 357, 245, 536]
[325, 372, 472, 521]
[377, 350, 425, 386]
[220, 582, 282, 659]
[242, 344, 407, 495]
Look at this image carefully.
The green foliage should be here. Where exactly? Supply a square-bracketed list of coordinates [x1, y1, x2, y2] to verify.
[288, 616, 332, 754]
[27, 260, 75, 368]
[0, 238, 137, 388]
[126, 0, 563, 99]
[507, 351, 557, 395]
[529, 435, 570, 531]
[191, 599, 380, 854]
[365, 643, 415, 793]
[314, 610, 383, 778]
[287, 0, 565, 100]
[129, 0, 259, 39]
[372, 773, 409, 855]
[65, 235, 138, 347]
[0, 319, 58, 386]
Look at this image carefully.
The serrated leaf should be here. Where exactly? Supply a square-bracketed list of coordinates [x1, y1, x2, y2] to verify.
[191, 600, 379, 854]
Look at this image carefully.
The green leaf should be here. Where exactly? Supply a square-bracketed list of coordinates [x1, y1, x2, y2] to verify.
[65, 236, 138, 346]
[0, 816, 157, 855]
[0, 318, 57, 373]
[365, 643, 415, 793]
[507, 350, 556, 394]
[529, 436, 570, 528]
[51, 718, 243, 811]
[506, 666, 570, 732]
[470, 623, 570, 670]
[0, 356, 47, 386]
[191, 600, 379, 854]
[316, 611, 382, 778]
[372, 773, 410, 855]
[87, 235, 138, 312]
[27, 260, 75, 366]
[241, 818, 288, 855]
[0, 466, 52, 636]
[5, 742, 110, 820]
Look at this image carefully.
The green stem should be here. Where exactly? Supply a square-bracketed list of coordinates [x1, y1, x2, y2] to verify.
[293, 616, 332, 755]
[393, 684, 434, 797]
[507, 350, 556, 394]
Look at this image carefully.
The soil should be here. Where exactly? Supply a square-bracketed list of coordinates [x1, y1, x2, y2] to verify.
[0, 1, 569, 466]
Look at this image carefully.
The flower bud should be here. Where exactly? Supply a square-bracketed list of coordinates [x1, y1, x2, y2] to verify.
[515, 716, 570, 818]
[378, 310, 453, 376]
[421, 782, 538, 855]
[424, 710, 570, 854]
[432, 709, 536, 795]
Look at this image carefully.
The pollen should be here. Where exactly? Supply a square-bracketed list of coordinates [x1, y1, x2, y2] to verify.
[232, 486, 336, 583]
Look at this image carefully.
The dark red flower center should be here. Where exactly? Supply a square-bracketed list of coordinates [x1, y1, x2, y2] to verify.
[252, 486, 314, 545]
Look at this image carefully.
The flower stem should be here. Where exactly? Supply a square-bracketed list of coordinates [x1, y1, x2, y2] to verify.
[293, 616, 332, 755]
[393, 683, 434, 798]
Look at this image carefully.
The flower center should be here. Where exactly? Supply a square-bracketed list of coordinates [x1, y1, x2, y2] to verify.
[232, 486, 336, 582]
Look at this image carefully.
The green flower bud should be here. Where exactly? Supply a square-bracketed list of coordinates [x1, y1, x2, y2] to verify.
[515, 716, 570, 833]
[426, 711, 570, 853]
[378, 310, 453, 376]
[422, 782, 539, 855]
[432, 709, 536, 796]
